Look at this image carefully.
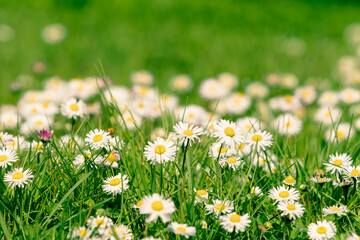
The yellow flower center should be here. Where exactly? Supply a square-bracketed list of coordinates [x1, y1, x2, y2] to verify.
[350, 169, 360, 177]
[35, 120, 44, 126]
[0, 155, 8, 162]
[42, 102, 49, 108]
[250, 189, 256, 194]
[69, 103, 79, 112]
[331, 206, 340, 212]
[237, 143, 245, 150]
[284, 95, 293, 103]
[136, 200, 144, 207]
[217, 147, 228, 154]
[95, 219, 105, 225]
[278, 191, 289, 198]
[138, 102, 144, 108]
[176, 227, 187, 232]
[196, 190, 207, 196]
[12, 172, 24, 180]
[183, 129, 193, 136]
[251, 134, 263, 142]
[140, 87, 148, 95]
[227, 157, 237, 164]
[287, 204, 296, 210]
[224, 127, 235, 137]
[109, 178, 121, 186]
[106, 153, 117, 163]
[284, 176, 295, 184]
[333, 159, 342, 166]
[154, 145, 166, 154]
[214, 204, 226, 211]
[316, 226, 327, 234]
[92, 134, 103, 142]
[151, 200, 164, 211]
[336, 130, 346, 139]
[285, 121, 292, 127]
[229, 214, 241, 223]
[79, 229, 87, 237]
[188, 113, 195, 119]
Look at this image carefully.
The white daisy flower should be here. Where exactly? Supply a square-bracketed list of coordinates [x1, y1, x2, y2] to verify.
[168, 222, 196, 239]
[273, 113, 302, 136]
[236, 117, 262, 133]
[220, 156, 244, 170]
[101, 151, 120, 168]
[295, 85, 317, 105]
[70, 226, 89, 239]
[323, 205, 348, 217]
[109, 136, 125, 150]
[133, 199, 144, 209]
[344, 165, 360, 179]
[220, 212, 251, 233]
[224, 92, 252, 115]
[102, 173, 129, 195]
[4, 167, 34, 188]
[131, 70, 154, 85]
[199, 78, 229, 100]
[209, 142, 237, 159]
[60, 98, 87, 119]
[170, 74, 193, 92]
[283, 176, 296, 186]
[314, 107, 342, 126]
[85, 129, 111, 150]
[4, 136, 29, 151]
[42, 23, 66, 44]
[250, 186, 263, 197]
[0, 148, 19, 168]
[324, 153, 352, 175]
[245, 130, 273, 152]
[205, 199, 234, 216]
[119, 111, 142, 130]
[87, 215, 113, 230]
[139, 193, 176, 223]
[277, 201, 305, 220]
[175, 105, 208, 126]
[214, 119, 244, 148]
[246, 82, 269, 99]
[347, 233, 360, 240]
[194, 189, 209, 201]
[144, 137, 176, 164]
[73, 150, 92, 167]
[218, 72, 238, 90]
[307, 220, 337, 240]
[310, 177, 332, 184]
[173, 121, 203, 146]
[325, 123, 354, 142]
[103, 224, 133, 240]
[339, 88, 360, 104]
[318, 91, 339, 107]
[268, 185, 300, 204]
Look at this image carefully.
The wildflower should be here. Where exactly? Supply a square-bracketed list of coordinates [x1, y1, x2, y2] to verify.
[0, 148, 19, 168]
[173, 121, 203, 146]
[268, 185, 300, 204]
[102, 174, 129, 195]
[194, 189, 209, 201]
[4, 167, 34, 188]
[42, 23, 67, 44]
[60, 98, 87, 119]
[277, 201, 305, 220]
[85, 129, 111, 150]
[220, 213, 251, 233]
[199, 78, 229, 100]
[139, 193, 175, 223]
[103, 224, 133, 240]
[273, 114, 302, 136]
[144, 137, 176, 164]
[307, 220, 337, 240]
[236, 117, 261, 133]
[347, 233, 360, 240]
[250, 186, 263, 197]
[218, 72, 238, 90]
[168, 222, 196, 239]
[224, 92, 252, 115]
[220, 156, 244, 170]
[36, 129, 54, 142]
[131, 70, 154, 85]
[325, 123, 354, 142]
[209, 142, 236, 159]
[283, 176, 296, 186]
[214, 119, 244, 148]
[205, 199, 234, 216]
[170, 74, 192, 92]
[70, 226, 89, 239]
[324, 153, 352, 175]
[323, 205, 348, 217]
[344, 165, 360, 179]
[245, 130, 273, 152]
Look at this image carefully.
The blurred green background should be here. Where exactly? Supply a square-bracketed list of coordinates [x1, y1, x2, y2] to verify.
[1, 0, 360, 103]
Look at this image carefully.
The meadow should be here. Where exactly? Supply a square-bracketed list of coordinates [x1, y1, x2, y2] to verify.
[1, 0, 360, 239]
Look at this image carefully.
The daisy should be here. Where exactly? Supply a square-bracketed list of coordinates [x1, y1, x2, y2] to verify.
[325, 123, 354, 142]
[277, 201, 305, 220]
[283, 176, 296, 186]
[209, 142, 237, 159]
[245, 130, 273, 152]
[224, 92, 252, 115]
[175, 105, 207, 126]
[268, 185, 300, 204]
[194, 189, 209, 201]
[273, 114, 302, 136]
[102, 173, 129, 195]
[250, 186, 263, 197]
[4, 167, 34, 188]
[218, 72, 238, 90]
[4, 136, 29, 151]
[109, 136, 125, 150]
[205, 199, 234, 216]
[168, 222, 196, 239]
[102, 151, 120, 168]
[295, 85, 317, 104]
[70, 226, 89, 239]
[103, 224, 133, 240]
[236, 117, 261, 133]
[213, 119, 244, 148]
[314, 107, 342, 126]
[87, 215, 113, 230]
[310, 177, 332, 184]
[42, 23, 66, 44]
[339, 88, 360, 104]
[0, 148, 19, 168]
[73, 150, 92, 167]
[139, 193, 175, 223]
[199, 78, 229, 100]
[347, 233, 360, 240]
[220, 213, 251, 233]
[144, 137, 176, 164]
[323, 205, 348, 217]
[173, 121, 203, 146]
[246, 82, 269, 99]
[60, 98, 87, 119]
[318, 91, 339, 106]
[220, 156, 244, 170]
[170, 74, 193, 92]
[131, 70, 154, 85]
[85, 129, 111, 150]
[324, 153, 352, 175]
[344, 165, 360, 179]
[307, 220, 337, 240]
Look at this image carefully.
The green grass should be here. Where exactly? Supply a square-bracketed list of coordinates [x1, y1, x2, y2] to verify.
[1, 0, 360, 103]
